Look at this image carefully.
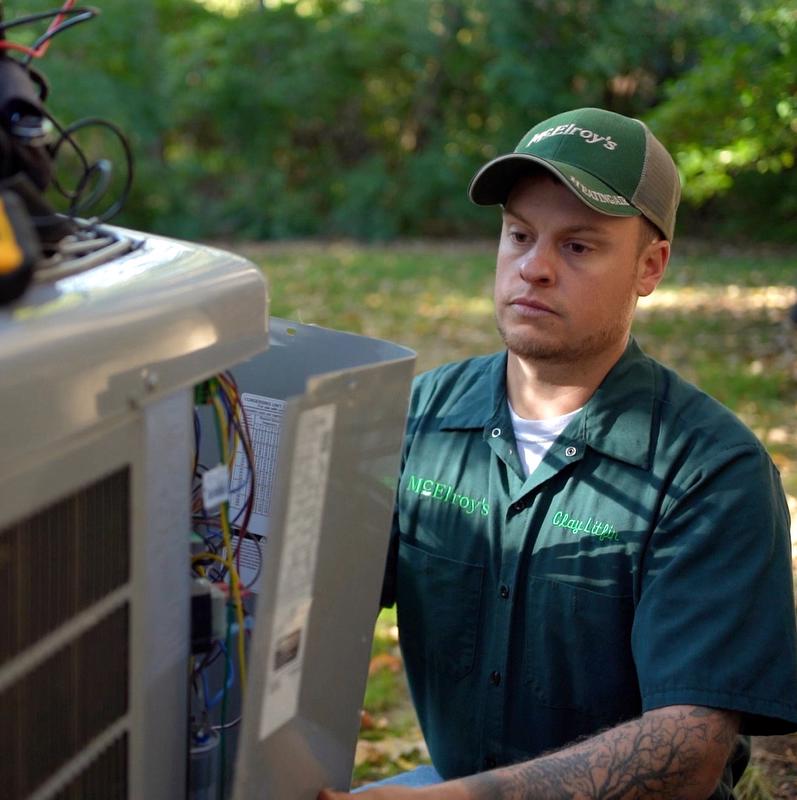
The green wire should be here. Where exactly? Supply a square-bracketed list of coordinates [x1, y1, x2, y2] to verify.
[209, 378, 227, 460]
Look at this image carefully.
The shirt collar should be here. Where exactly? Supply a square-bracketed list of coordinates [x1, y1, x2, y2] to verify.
[439, 351, 508, 431]
[578, 338, 655, 469]
[439, 340, 655, 470]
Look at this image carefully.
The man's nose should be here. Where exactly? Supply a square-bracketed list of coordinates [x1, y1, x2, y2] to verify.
[518, 243, 556, 285]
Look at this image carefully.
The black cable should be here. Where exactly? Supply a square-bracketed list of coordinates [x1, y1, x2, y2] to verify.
[194, 409, 202, 477]
[0, 6, 97, 35]
[21, 8, 99, 65]
[46, 113, 134, 222]
[42, 107, 89, 198]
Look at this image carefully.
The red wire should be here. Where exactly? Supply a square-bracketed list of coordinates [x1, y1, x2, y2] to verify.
[0, 0, 76, 60]
[218, 372, 256, 575]
[36, 0, 76, 58]
[0, 41, 38, 57]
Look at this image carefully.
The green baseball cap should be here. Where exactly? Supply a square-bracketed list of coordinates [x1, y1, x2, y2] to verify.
[468, 107, 681, 240]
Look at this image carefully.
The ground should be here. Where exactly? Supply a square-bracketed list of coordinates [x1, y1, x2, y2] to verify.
[750, 736, 797, 799]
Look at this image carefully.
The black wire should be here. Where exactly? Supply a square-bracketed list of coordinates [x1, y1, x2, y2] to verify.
[220, 372, 256, 531]
[193, 408, 202, 477]
[22, 8, 99, 66]
[0, 5, 97, 35]
[46, 114, 134, 222]
[227, 404, 255, 526]
[196, 640, 225, 673]
[42, 107, 89, 197]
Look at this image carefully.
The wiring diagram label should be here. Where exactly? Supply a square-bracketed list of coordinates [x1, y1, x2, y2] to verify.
[231, 533, 263, 591]
[259, 402, 336, 740]
[229, 393, 286, 537]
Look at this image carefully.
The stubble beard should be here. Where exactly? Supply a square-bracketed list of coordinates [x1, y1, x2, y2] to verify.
[494, 297, 637, 365]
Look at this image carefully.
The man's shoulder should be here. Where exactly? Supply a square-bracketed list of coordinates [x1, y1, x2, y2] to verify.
[406, 352, 504, 429]
[412, 352, 503, 400]
[645, 351, 767, 457]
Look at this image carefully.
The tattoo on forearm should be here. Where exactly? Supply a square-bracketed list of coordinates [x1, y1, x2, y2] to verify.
[462, 706, 739, 800]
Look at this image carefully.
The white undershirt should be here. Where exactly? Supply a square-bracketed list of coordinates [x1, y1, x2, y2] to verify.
[508, 402, 582, 477]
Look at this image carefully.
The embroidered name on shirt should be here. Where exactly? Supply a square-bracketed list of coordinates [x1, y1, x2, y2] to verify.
[406, 474, 489, 516]
[551, 510, 621, 542]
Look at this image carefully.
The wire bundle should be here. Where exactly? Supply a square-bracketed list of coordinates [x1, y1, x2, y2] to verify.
[1, 2, 134, 240]
[0, 1, 96, 62]
[191, 372, 259, 792]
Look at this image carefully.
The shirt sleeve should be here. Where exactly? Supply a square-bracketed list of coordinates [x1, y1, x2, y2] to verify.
[632, 443, 797, 734]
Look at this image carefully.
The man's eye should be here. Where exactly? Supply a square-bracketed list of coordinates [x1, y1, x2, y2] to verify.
[566, 242, 590, 255]
[509, 231, 529, 244]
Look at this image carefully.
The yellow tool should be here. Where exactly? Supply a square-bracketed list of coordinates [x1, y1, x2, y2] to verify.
[0, 189, 39, 303]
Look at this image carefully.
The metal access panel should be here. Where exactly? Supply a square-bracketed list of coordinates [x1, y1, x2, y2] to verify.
[0, 232, 268, 800]
[231, 319, 415, 800]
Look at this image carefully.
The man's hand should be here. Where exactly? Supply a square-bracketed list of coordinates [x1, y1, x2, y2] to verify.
[320, 704, 740, 800]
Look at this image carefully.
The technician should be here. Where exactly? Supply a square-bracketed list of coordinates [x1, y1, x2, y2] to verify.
[320, 107, 797, 799]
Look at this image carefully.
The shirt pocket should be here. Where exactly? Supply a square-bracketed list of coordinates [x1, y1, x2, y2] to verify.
[396, 538, 484, 681]
[523, 577, 640, 721]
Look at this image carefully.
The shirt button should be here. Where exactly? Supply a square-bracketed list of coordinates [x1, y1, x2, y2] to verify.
[491, 427, 501, 438]
[484, 755, 497, 769]
[489, 670, 502, 686]
[512, 500, 525, 513]
[499, 584, 510, 599]
[565, 446, 577, 457]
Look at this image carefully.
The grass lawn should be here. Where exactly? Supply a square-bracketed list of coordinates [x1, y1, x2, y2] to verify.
[233, 237, 797, 797]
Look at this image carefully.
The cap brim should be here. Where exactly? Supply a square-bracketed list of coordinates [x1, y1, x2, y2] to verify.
[468, 154, 640, 218]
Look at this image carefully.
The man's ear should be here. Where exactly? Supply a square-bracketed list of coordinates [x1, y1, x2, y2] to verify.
[637, 239, 670, 297]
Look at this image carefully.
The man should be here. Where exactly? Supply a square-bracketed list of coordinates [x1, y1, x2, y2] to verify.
[320, 108, 797, 799]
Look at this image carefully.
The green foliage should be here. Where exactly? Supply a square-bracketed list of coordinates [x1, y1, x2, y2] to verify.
[649, 0, 797, 239]
[735, 764, 775, 800]
[10, 0, 796, 239]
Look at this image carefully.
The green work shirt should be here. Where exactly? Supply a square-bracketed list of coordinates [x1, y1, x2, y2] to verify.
[383, 339, 797, 791]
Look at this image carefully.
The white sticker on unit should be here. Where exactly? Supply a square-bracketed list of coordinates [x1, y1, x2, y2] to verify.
[229, 393, 287, 537]
[259, 403, 336, 740]
[202, 463, 230, 511]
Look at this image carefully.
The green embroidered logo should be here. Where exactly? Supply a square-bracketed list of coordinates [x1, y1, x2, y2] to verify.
[551, 510, 621, 542]
[406, 474, 489, 516]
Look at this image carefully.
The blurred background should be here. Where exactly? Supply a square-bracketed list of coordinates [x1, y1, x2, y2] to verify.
[11, 0, 797, 243]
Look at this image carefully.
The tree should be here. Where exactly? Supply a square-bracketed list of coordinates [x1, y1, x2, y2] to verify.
[8, 0, 794, 239]
[648, 0, 797, 238]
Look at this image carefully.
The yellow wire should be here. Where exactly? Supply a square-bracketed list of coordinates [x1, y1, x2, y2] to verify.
[220, 502, 247, 690]
[220, 377, 257, 527]
[208, 380, 248, 691]
[219, 378, 242, 467]
[190, 381, 248, 698]
[191, 551, 230, 569]
[211, 393, 230, 461]
[191, 541, 247, 690]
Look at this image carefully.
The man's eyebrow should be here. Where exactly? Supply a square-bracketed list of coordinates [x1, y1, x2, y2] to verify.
[559, 224, 611, 237]
[502, 209, 611, 238]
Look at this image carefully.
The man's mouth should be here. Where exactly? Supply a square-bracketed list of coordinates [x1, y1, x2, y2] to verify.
[508, 296, 558, 316]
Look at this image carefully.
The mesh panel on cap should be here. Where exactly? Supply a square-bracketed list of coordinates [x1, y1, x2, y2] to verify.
[632, 125, 681, 240]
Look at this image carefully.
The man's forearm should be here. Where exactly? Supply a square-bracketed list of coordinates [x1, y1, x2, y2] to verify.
[318, 705, 740, 800]
[458, 705, 739, 800]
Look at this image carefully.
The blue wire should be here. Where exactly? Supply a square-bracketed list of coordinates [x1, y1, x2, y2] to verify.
[203, 640, 234, 710]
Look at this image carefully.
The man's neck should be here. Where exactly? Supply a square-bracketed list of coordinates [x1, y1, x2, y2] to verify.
[506, 340, 627, 420]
